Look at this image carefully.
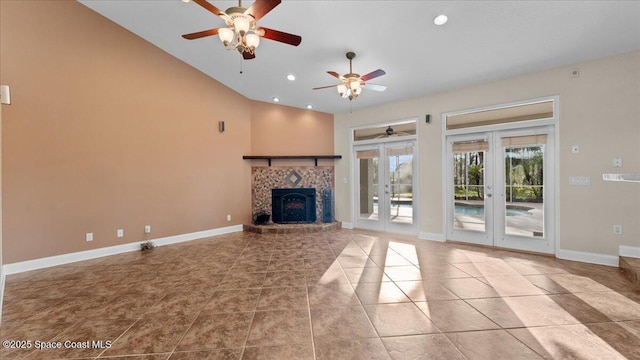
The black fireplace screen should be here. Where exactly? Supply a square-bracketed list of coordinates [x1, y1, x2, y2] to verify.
[272, 188, 316, 223]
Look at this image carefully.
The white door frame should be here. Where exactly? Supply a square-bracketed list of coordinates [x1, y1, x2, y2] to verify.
[442, 96, 560, 254]
[353, 140, 418, 234]
[351, 119, 419, 235]
[445, 132, 494, 246]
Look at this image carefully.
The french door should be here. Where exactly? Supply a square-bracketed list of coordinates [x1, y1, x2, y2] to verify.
[446, 126, 555, 253]
[354, 141, 417, 234]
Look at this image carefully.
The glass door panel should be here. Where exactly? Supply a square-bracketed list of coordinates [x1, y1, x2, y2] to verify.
[447, 136, 493, 246]
[452, 140, 488, 232]
[354, 141, 417, 234]
[496, 130, 553, 254]
[357, 148, 380, 223]
[386, 145, 414, 226]
[503, 136, 545, 238]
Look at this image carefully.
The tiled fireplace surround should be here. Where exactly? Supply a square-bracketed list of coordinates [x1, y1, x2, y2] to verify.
[251, 166, 335, 225]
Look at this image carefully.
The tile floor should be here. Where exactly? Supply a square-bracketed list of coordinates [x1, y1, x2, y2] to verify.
[620, 256, 640, 289]
[1, 229, 639, 359]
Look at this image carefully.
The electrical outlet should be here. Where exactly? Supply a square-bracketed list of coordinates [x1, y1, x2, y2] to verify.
[613, 224, 623, 235]
[226, 214, 231, 221]
[613, 157, 623, 168]
[117, 229, 124, 238]
[86, 233, 93, 242]
[144, 225, 151, 234]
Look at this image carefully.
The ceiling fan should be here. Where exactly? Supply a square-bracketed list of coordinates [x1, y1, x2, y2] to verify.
[313, 52, 386, 101]
[182, 0, 302, 60]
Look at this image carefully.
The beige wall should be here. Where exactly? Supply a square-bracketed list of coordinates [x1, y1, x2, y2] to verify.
[335, 50, 640, 257]
[1, 0, 252, 263]
[249, 101, 335, 167]
[0, 1, 334, 264]
[251, 101, 333, 155]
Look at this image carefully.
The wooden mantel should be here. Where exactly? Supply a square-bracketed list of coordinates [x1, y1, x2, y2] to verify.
[242, 155, 342, 166]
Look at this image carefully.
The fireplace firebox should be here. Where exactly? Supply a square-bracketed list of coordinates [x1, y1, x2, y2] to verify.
[272, 188, 316, 223]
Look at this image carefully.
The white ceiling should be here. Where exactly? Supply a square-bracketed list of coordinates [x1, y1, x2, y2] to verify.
[78, 0, 640, 115]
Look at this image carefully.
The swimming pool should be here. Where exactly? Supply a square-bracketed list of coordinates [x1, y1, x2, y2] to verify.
[455, 203, 532, 217]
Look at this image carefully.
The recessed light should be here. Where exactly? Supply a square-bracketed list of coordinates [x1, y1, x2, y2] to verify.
[287, 74, 296, 81]
[273, 97, 280, 102]
[306, 104, 313, 109]
[434, 14, 448, 26]
[181, 0, 191, 3]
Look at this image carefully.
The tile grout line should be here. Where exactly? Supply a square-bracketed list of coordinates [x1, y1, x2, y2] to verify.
[237, 235, 273, 359]
[169, 234, 254, 358]
[339, 236, 395, 358]
[95, 317, 143, 358]
[303, 236, 335, 360]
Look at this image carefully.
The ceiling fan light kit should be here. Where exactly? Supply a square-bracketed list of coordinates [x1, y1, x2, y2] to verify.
[182, 0, 301, 60]
[313, 51, 387, 101]
[218, 8, 259, 54]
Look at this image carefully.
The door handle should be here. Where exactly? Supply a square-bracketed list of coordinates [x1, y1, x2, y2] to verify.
[486, 193, 492, 198]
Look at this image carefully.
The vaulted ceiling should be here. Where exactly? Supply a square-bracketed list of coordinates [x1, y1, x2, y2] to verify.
[79, 0, 640, 114]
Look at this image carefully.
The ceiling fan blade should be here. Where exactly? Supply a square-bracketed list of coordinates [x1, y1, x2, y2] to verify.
[312, 85, 338, 90]
[361, 69, 386, 82]
[245, 0, 281, 21]
[192, 0, 224, 16]
[258, 27, 302, 46]
[364, 83, 387, 92]
[242, 51, 256, 60]
[182, 28, 220, 40]
[327, 71, 344, 79]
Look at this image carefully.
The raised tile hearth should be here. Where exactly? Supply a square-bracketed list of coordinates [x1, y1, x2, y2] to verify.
[243, 221, 342, 234]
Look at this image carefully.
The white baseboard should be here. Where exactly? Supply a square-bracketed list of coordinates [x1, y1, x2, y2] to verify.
[341, 222, 354, 229]
[557, 249, 619, 267]
[2, 225, 243, 275]
[620, 245, 640, 258]
[419, 232, 445, 242]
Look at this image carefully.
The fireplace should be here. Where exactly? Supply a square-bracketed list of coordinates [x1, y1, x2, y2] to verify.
[272, 188, 316, 223]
